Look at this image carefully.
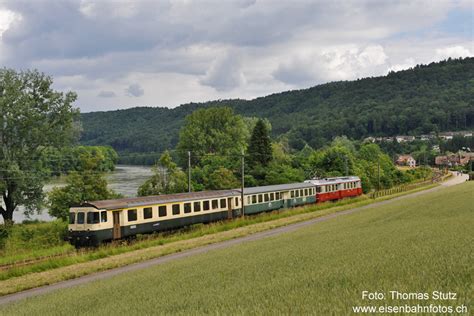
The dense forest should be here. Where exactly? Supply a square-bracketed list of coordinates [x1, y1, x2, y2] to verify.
[80, 58, 474, 164]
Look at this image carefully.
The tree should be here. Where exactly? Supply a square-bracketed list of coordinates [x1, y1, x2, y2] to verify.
[207, 167, 239, 190]
[176, 107, 248, 167]
[248, 119, 273, 168]
[138, 151, 188, 196]
[0, 69, 78, 223]
[48, 155, 120, 220]
[308, 146, 355, 178]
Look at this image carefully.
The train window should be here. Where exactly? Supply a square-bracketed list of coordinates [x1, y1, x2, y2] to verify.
[172, 204, 180, 215]
[220, 199, 227, 208]
[300, 189, 304, 196]
[212, 199, 219, 209]
[295, 190, 300, 198]
[277, 192, 281, 200]
[128, 209, 137, 222]
[87, 212, 100, 224]
[247, 196, 251, 205]
[159, 206, 167, 217]
[184, 203, 192, 213]
[258, 194, 263, 203]
[235, 197, 239, 207]
[252, 195, 257, 203]
[290, 191, 294, 198]
[270, 193, 274, 201]
[316, 186, 321, 193]
[77, 212, 85, 224]
[143, 207, 153, 219]
[69, 212, 75, 224]
[305, 189, 308, 196]
[101, 211, 107, 222]
[264, 194, 269, 202]
[203, 201, 210, 211]
[194, 202, 202, 212]
[183, 203, 191, 213]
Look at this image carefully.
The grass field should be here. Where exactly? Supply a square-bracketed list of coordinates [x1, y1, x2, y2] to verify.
[1, 182, 472, 315]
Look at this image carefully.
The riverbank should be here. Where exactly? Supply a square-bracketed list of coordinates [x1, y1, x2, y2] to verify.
[6, 165, 152, 224]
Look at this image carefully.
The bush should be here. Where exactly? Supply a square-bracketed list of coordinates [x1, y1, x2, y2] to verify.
[11, 221, 68, 250]
[0, 225, 11, 250]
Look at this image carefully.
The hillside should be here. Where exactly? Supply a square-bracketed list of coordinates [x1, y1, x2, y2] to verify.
[80, 57, 474, 162]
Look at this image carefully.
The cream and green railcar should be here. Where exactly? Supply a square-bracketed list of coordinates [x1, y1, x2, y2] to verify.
[68, 190, 241, 247]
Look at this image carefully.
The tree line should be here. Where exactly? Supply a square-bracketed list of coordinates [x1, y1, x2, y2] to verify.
[80, 57, 474, 163]
[138, 107, 430, 199]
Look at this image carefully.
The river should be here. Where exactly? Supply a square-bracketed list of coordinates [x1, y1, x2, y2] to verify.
[6, 165, 153, 223]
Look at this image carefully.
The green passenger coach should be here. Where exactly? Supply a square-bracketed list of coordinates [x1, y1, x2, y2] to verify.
[242, 182, 316, 214]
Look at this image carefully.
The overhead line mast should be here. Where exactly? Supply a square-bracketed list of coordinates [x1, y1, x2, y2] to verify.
[241, 149, 245, 217]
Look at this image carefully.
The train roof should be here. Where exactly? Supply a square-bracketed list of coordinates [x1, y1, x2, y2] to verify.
[305, 176, 360, 185]
[82, 190, 239, 210]
[239, 182, 314, 195]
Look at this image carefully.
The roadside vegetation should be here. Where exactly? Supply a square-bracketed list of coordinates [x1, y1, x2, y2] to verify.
[1, 181, 471, 314]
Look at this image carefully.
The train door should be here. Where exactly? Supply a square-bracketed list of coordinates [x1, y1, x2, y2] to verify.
[113, 211, 121, 239]
[227, 197, 233, 219]
[282, 191, 290, 208]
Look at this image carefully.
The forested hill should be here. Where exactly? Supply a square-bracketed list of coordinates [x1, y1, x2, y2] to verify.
[80, 57, 474, 161]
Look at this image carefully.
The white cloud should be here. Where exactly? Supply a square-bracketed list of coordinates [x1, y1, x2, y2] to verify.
[388, 58, 417, 72]
[436, 45, 473, 59]
[200, 51, 246, 91]
[274, 44, 390, 86]
[0, 8, 20, 37]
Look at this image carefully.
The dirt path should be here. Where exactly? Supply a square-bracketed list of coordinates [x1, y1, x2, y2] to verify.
[0, 174, 468, 306]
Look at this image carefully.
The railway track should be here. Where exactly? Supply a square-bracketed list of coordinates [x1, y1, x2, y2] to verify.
[0, 236, 156, 273]
[0, 251, 83, 272]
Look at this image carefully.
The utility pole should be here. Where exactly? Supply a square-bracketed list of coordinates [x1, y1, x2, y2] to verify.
[241, 149, 245, 217]
[344, 156, 348, 176]
[188, 151, 191, 193]
[377, 156, 381, 191]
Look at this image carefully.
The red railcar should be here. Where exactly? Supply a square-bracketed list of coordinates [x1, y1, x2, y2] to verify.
[305, 176, 362, 203]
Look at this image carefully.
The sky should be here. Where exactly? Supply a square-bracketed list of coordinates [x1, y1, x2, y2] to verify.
[0, 0, 472, 113]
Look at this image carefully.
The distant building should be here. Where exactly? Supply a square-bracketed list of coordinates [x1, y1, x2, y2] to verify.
[396, 155, 416, 168]
[396, 136, 415, 143]
[435, 152, 473, 167]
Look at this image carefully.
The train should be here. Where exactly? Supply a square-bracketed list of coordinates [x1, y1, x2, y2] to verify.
[68, 176, 362, 247]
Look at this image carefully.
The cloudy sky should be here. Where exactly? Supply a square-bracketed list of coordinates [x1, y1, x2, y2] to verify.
[0, 0, 472, 113]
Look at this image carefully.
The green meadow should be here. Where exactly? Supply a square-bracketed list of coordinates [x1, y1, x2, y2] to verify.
[1, 182, 472, 315]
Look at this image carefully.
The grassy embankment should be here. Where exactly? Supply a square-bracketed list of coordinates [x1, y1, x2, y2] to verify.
[0, 181, 441, 296]
[1, 181, 472, 314]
